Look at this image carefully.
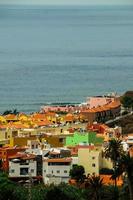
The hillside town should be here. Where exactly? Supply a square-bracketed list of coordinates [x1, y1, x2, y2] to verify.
[0, 94, 131, 180]
[0, 92, 133, 200]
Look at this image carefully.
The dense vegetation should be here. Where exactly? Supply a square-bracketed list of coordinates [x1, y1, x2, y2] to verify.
[0, 139, 133, 200]
[0, 172, 129, 200]
[120, 91, 133, 109]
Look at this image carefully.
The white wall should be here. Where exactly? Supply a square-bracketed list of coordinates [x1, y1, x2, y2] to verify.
[9, 159, 37, 177]
[43, 161, 71, 184]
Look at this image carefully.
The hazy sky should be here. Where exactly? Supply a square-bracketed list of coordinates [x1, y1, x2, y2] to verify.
[0, 0, 133, 5]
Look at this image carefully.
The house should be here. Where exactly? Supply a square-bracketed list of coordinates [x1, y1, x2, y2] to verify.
[81, 99, 121, 124]
[0, 146, 26, 171]
[43, 149, 72, 185]
[87, 123, 122, 142]
[43, 133, 66, 147]
[65, 131, 104, 147]
[9, 152, 37, 180]
[86, 96, 114, 109]
[9, 135, 37, 147]
[78, 145, 112, 175]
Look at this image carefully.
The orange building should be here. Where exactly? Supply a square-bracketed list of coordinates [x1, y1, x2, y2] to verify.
[0, 146, 26, 171]
[81, 99, 121, 124]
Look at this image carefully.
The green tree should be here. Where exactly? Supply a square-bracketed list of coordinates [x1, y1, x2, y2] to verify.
[99, 168, 114, 175]
[85, 175, 104, 200]
[104, 139, 124, 187]
[121, 96, 133, 109]
[44, 183, 85, 200]
[30, 184, 46, 200]
[12, 109, 19, 115]
[69, 165, 86, 187]
[0, 172, 15, 200]
[2, 109, 19, 116]
[2, 110, 12, 115]
[103, 185, 119, 200]
[115, 153, 133, 200]
[12, 186, 28, 200]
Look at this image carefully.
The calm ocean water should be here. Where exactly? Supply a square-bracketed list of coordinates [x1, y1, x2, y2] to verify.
[0, 5, 133, 113]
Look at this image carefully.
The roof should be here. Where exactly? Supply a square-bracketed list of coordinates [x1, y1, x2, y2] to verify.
[81, 100, 120, 114]
[45, 112, 56, 116]
[5, 114, 17, 121]
[9, 153, 36, 160]
[0, 116, 6, 122]
[32, 113, 46, 120]
[64, 113, 74, 122]
[0, 146, 26, 150]
[6, 122, 29, 129]
[44, 158, 72, 163]
[34, 119, 52, 127]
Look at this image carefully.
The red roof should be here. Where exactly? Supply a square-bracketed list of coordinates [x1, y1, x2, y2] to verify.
[9, 153, 36, 160]
[44, 158, 72, 163]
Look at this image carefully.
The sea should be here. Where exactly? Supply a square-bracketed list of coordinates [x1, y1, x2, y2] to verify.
[0, 5, 133, 113]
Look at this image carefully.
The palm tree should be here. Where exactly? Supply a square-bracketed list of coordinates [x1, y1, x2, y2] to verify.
[116, 153, 133, 200]
[104, 139, 124, 186]
[85, 175, 104, 200]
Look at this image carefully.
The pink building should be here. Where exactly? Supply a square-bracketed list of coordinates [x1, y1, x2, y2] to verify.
[41, 105, 80, 113]
[87, 96, 115, 109]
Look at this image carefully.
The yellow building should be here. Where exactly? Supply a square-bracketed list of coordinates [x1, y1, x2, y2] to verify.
[0, 128, 19, 145]
[9, 136, 37, 147]
[0, 115, 7, 124]
[78, 145, 112, 175]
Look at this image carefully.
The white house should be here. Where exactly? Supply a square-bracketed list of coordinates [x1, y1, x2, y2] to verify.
[9, 152, 37, 178]
[43, 156, 72, 185]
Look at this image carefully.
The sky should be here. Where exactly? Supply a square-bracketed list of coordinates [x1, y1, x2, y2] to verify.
[0, 0, 133, 5]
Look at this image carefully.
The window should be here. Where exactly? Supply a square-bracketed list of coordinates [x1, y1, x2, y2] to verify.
[20, 168, 28, 175]
[52, 170, 53, 174]
[10, 169, 15, 173]
[48, 162, 70, 166]
[59, 138, 64, 143]
[44, 170, 46, 173]
[57, 170, 60, 173]
[92, 163, 96, 167]
[92, 157, 95, 160]
[64, 170, 67, 173]
[20, 161, 29, 165]
[31, 169, 34, 173]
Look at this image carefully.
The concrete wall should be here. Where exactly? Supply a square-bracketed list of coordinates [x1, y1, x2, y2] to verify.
[9, 159, 37, 177]
[43, 161, 71, 184]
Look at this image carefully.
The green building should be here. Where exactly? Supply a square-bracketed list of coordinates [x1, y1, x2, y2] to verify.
[65, 131, 104, 146]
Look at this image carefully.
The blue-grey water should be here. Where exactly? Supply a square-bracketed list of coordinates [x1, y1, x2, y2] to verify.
[0, 5, 133, 113]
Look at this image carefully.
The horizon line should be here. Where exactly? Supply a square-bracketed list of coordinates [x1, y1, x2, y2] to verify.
[0, 3, 132, 6]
